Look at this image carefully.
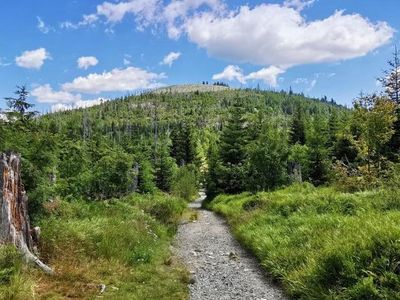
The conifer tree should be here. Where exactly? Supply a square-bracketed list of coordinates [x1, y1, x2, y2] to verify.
[217, 98, 248, 193]
[290, 105, 306, 145]
[155, 140, 177, 192]
[4, 85, 37, 122]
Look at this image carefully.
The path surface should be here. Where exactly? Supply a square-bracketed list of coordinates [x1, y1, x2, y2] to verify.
[175, 192, 287, 300]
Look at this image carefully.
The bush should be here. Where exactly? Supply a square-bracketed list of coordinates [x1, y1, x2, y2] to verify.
[171, 165, 198, 201]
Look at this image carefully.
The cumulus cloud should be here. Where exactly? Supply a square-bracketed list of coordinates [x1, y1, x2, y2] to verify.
[60, 1, 393, 88]
[64, 0, 224, 38]
[62, 66, 166, 94]
[77, 56, 99, 69]
[162, 0, 224, 38]
[185, 5, 394, 68]
[15, 48, 51, 70]
[67, 1, 393, 68]
[212, 65, 246, 84]
[32, 84, 107, 112]
[245, 66, 286, 87]
[32, 84, 82, 104]
[161, 51, 181, 66]
[212, 65, 285, 87]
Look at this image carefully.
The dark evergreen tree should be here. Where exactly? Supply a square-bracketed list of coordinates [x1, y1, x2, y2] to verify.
[216, 99, 248, 194]
[290, 105, 306, 145]
[219, 100, 247, 165]
[4, 85, 37, 122]
[170, 122, 195, 166]
[155, 140, 177, 192]
[307, 117, 330, 185]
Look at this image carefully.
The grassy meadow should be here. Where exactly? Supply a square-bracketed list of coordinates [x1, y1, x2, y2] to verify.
[208, 183, 400, 299]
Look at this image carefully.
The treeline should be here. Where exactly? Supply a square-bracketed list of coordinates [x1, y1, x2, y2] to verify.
[206, 48, 400, 196]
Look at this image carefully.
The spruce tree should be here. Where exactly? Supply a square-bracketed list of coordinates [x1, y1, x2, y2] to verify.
[290, 105, 306, 145]
[4, 85, 37, 122]
[219, 100, 247, 165]
[217, 99, 248, 193]
[155, 140, 177, 192]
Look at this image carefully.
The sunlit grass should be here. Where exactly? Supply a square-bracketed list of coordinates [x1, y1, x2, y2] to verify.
[209, 183, 400, 299]
[0, 193, 189, 300]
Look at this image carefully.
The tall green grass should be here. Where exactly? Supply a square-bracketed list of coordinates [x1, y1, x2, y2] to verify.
[209, 183, 400, 299]
[0, 193, 189, 299]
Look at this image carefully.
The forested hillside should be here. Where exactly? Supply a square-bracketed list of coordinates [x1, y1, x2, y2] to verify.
[0, 86, 346, 298]
[1, 88, 346, 215]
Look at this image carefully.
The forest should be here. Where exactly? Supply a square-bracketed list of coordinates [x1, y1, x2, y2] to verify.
[1, 48, 400, 299]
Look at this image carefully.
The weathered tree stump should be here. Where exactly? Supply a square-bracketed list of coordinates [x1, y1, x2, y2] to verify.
[0, 152, 53, 274]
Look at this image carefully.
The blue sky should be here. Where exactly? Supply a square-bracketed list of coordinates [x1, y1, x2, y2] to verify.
[0, 0, 399, 112]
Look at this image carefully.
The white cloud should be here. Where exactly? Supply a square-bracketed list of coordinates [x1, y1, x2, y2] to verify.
[37, 17, 52, 34]
[61, 14, 99, 30]
[62, 66, 166, 94]
[51, 99, 106, 113]
[123, 54, 132, 65]
[77, 56, 99, 69]
[161, 51, 181, 66]
[163, 0, 225, 38]
[212, 65, 245, 84]
[15, 48, 51, 69]
[32, 84, 82, 104]
[284, 0, 315, 11]
[32, 84, 107, 112]
[65, 0, 224, 38]
[185, 5, 394, 67]
[245, 66, 286, 87]
[96, 0, 160, 29]
[212, 65, 285, 87]
[60, 21, 77, 30]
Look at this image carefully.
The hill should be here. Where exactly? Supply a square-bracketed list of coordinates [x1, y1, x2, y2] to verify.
[0, 87, 349, 299]
[153, 83, 230, 94]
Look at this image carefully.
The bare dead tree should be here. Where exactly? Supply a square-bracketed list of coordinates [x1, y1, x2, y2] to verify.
[0, 152, 53, 274]
[379, 45, 400, 104]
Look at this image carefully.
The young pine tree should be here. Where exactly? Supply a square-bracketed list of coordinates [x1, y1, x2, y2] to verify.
[216, 99, 248, 194]
[290, 105, 306, 145]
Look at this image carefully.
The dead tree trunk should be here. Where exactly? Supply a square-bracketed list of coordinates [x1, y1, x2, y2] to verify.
[0, 152, 53, 274]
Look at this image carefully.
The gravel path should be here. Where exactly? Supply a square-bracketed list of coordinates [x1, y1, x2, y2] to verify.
[175, 192, 287, 300]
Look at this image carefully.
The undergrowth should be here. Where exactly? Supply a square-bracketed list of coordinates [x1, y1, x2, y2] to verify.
[0, 192, 189, 300]
[208, 183, 400, 299]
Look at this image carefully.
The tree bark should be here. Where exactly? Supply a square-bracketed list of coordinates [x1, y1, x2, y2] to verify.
[0, 152, 53, 274]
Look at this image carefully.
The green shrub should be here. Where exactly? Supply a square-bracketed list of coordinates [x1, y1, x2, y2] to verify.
[171, 164, 198, 201]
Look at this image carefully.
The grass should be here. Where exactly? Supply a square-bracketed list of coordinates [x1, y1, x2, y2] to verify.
[208, 183, 400, 299]
[0, 192, 189, 300]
